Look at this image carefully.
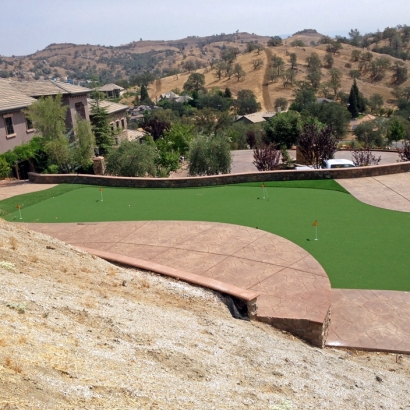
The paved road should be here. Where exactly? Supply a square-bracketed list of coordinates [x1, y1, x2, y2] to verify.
[231, 149, 401, 173]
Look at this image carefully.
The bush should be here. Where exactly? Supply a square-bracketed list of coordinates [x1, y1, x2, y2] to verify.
[0, 158, 11, 179]
[188, 135, 231, 176]
[252, 144, 281, 171]
[105, 140, 157, 177]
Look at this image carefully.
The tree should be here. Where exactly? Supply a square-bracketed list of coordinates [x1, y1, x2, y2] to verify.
[289, 82, 316, 112]
[194, 108, 233, 135]
[289, 53, 297, 69]
[224, 87, 232, 98]
[368, 93, 384, 113]
[213, 61, 226, 80]
[398, 134, 410, 161]
[351, 49, 362, 62]
[139, 84, 150, 104]
[354, 119, 386, 147]
[348, 79, 364, 118]
[386, 117, 407, 146]
[391, 62, 408, 85]
[188, 135, 231, 176]
[162, 123, 194, 157]
[298, 123, 339, 169]
[90, 101, 113, 154]
[370, 57, 391, 82]
[328, 68, 342, 96]
[105, 139, 157, 177]
[282, 68, 297, 88]
[306, 52, 322, 89]
[233, 63, 246, 81]
[252, 58, 264, 70]
[303, 102, 351, 138]
[272, 54, 285, 76]
[253, 144, 282, 171]
[141, 112, 172, 141]
[72, 116, 95, 170]
[183, 72, 206, 93]
[236, 89, 261, 115]
[323, 53, 334, 68]
[326, 41, 342, 55]
[348, 29, 362, 47]
[349, 70, 361, 80]
[25, 94, 70, 171]
[267, 36, 283, 47]
[264, 111, 302, 148]
[275, 97, 288, 111]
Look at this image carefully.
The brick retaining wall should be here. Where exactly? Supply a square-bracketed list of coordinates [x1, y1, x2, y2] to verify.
[28, 161, 410, 188]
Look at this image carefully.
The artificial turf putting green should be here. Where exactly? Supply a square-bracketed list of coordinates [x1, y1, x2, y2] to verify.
[2, 181, 410, 292]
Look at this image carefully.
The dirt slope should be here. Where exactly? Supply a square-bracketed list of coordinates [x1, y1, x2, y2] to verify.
[0, 219, 409, 409]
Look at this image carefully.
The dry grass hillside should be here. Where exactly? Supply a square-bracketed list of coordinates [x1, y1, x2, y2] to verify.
[0, 218, 410, 409]
[150, 40, 410, 112]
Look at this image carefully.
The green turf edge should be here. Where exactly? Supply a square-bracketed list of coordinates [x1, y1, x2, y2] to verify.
[234, 179, 349, 194]
[0, 184, 89, 216]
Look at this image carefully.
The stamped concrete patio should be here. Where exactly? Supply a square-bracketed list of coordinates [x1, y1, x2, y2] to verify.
[26, 221, 332, 347]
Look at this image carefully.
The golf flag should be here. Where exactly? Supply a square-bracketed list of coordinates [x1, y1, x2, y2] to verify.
[99, 187, 103, 192]
[312, 220, 318, 226]
[16, 204, 22, 220]
[262, 183, 265, 188]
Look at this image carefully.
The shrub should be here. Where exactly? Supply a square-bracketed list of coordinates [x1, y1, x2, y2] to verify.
[105, 140, 157, 177]
[188, 135, 231, 176]
[0, 158, 11, 179]
[253, 144, 281, 171]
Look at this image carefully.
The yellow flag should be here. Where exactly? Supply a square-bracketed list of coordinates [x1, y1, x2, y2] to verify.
[99, 187, 103, 192]
[312, 220, 318, 227]
[16, 204, 21, 209]
[262, 183, 265, 188]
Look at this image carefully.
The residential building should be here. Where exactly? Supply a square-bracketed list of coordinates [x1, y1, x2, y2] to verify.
[97, 83, 125, 99]
[235, 111, 276, 125]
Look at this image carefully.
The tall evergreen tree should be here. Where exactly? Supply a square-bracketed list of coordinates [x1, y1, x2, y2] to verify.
[140, 84, 153, 105]
[348, 79, 360, 118]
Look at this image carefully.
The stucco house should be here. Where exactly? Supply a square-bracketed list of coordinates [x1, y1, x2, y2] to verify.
[0, 79, 91, 155]
[0, 80, 37, 155]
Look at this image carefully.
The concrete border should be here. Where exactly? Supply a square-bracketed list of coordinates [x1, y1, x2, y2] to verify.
[79, 246, 260, 318]
[28, 162, 410, 188]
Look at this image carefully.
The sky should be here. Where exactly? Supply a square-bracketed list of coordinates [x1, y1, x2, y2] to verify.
[1, 0, 407, 56]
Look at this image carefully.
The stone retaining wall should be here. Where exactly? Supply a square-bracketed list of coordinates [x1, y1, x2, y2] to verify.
[29, 161, 410, 188]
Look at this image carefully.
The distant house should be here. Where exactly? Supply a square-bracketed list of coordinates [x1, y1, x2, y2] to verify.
[0, 79, 91, 155]
[97, 83, 125, 99]
[88, 99, 129, 143]
[159, 91, 192, 104]
[235, 111, 276, 125]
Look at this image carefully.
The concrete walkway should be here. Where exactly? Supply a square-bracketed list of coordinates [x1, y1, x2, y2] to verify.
[0, 180, 57, 201]
[336, 173, 410, 212]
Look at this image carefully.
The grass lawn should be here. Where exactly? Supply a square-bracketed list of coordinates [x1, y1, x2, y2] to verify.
[2, 181, 410, 291]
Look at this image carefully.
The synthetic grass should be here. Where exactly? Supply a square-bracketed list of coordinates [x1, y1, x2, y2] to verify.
[3, 182, 410, 291]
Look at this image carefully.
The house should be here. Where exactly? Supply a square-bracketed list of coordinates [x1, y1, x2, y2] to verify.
[0, 80, 37, 155]
[12, 80, 91, 131]
[235, 111, 276, 125]
[97, 83, 125, 99]
[88, 99, 129, 143]
[159, 91, 193, 104]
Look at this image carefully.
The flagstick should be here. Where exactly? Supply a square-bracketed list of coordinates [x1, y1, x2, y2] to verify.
[315, 225, 318, 241]
[100, 188, 103, 202]
[17, 205, 22, 220]
[264, 186, 269, 201]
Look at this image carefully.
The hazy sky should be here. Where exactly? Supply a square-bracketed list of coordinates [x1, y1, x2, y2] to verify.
[1, 0, 407, 56]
